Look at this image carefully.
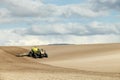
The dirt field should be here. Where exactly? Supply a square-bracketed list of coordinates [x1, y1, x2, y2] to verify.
[0, 43, 120, 80]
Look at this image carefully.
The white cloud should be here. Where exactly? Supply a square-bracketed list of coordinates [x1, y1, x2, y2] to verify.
[62, 4, 108, 18]
[0, 0, 120, 45]
[5, 36, 49, 46]
[13, 22, 120, 36]
[89, 21, 120, 35]
[0, 22, 120, 46]
[2, 22, 118, 45]
[64, 35, 120, 44]
[0, 0, 109, 24]
[0, 29, 49, 46]
[13, 23, 89, 35]
[0, 0, 43, 17]
[90, 0, 120, 12]
[0, 8, 10, 17]
[1, 29, 120, 46]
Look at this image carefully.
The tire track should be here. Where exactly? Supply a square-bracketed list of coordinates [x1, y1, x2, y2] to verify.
[0, 46, 29, 56]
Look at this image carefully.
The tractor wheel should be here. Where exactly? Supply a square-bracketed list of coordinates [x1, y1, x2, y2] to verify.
[44, 53, 48, 58]
[28, 52, 33, 57]
[34, 54, 38, 58]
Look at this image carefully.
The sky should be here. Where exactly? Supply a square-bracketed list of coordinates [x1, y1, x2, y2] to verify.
[0, 0, 120, 46]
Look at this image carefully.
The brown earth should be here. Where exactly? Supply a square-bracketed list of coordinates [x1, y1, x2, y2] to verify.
[0, 44, 120, 80]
